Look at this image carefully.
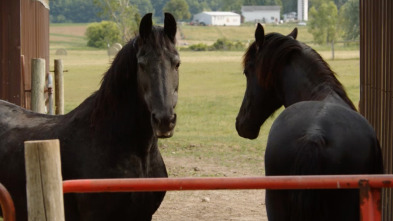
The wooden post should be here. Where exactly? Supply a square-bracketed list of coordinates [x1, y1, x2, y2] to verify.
[54, 59, 64, 115]
[31, 58, 46, 113]
[24, 140, 65, 221]
[47, 73, 54, 115]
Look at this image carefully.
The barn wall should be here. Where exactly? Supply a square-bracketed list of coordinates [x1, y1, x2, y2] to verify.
[0, 0, 23, 105]
[0, 0, 49, 108]
[21, 0, 50, 109]
[359, 0, 393, 220]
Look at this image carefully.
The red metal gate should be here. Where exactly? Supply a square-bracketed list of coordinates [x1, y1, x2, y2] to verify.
[62, 175, 393, 221]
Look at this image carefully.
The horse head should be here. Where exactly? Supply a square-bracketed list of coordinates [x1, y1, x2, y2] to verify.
[137, 13, 180, 138]
[236, 24, 297, 139]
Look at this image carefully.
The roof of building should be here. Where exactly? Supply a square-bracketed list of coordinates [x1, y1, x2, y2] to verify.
[241, 5, 281, 12]
[197, 11, 240, 16]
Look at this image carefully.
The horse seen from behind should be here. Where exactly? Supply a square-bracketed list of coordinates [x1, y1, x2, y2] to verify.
[0, 13, 180, 221]
[236, 24, 383, 221]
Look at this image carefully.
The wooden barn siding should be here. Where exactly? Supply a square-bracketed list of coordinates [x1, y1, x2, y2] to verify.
[21, 0, 50, 109]
[360, 0, 393, 220]
[0, 0, 23, 105]
[0, 0, 49, 108]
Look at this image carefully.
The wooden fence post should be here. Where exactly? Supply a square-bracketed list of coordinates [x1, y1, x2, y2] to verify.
[54, 59, 64, 115]
[31, 58, 46, 113]
[47, 73, 54, 115]
[24, 140, 65, 221]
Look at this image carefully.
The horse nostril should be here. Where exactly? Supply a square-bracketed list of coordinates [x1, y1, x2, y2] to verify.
[152, 113, 160, 125]
[170, 114, 176, 123]
[169, 114, 176, 129]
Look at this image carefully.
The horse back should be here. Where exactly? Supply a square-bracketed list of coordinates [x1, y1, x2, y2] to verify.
[264, 101, 383, 221]
[265, 101, 383, 175]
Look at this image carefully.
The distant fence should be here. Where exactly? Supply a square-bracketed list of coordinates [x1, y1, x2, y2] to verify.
[30, 58, 64, 114]
[359, 0, 393, 220]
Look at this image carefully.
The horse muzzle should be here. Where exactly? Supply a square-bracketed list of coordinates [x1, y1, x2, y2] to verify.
[235, 117, 260, 140]
[152, 112, 177, 138]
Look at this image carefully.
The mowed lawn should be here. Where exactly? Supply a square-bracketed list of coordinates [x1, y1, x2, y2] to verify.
[50, 23, 360, 174]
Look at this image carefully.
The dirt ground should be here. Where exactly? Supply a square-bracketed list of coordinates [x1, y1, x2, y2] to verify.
[152, 156, 268, 221]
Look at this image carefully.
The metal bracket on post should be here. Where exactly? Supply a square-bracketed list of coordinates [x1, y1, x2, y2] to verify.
[359, 179, 382, 221]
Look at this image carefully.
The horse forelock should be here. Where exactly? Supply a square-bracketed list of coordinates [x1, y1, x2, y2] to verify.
[243, 33, 302, 89]
[139, 26, 177, 54]
[258, 34, 302, 88]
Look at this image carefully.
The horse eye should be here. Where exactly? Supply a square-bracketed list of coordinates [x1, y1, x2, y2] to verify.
[175, 62, 180, 70]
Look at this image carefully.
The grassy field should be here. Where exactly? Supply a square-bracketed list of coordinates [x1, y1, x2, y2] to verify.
[50, 23, 360, 174]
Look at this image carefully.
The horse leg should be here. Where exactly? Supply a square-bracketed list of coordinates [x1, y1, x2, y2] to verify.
[265, 189, 291, 221]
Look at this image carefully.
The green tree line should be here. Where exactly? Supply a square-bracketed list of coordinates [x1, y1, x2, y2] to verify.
[54, 0, 358, 48]
[51, 0, 287, 23]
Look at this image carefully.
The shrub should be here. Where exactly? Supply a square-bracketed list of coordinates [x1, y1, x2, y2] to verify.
[188, 39, 245, 52]
[189, 43, 209, 51]
[85, 21, 121, 48]
[212, 38, 245, 51]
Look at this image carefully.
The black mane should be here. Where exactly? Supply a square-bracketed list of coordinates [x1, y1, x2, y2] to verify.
[243, 32, 356, 110]
[90, 37, 139, 129]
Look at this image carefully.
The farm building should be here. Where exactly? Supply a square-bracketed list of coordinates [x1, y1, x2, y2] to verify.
[0, 0, 49, 109]
[241, 5, 281, 23]
[298, 0, 308, 21]
[192, 12, 241, 26]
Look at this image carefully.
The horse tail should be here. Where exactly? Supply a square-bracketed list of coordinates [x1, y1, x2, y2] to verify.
[290, 133, 326, 221]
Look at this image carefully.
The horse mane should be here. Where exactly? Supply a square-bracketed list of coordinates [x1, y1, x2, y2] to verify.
[89, 37, 139, 129]
[243, 32, 357, 111]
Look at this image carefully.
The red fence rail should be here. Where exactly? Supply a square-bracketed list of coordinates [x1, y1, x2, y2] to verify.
[0, 183, 15, 221]
[2, 175, 392, 220]
[63, 175, 393, 221]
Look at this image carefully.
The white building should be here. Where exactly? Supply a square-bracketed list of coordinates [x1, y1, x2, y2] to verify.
[298, 0, 308, 21]
[283, 12, 297, 22]
[241, 6, 281, 23]
[192, 12, 241, 26]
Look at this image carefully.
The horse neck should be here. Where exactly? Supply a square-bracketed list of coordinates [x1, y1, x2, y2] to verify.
[69, 43, 156, 148]
[279, 56, 356, 110]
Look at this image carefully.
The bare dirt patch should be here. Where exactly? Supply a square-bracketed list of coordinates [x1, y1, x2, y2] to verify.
[153, 155, 268, 221]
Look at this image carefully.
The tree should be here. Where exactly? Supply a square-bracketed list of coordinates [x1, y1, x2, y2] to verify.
[243, 0, 281, 5]
[131, 0, 155, 16]
[221, 0, 243, 14]
[308, 1, 338, 44]
[150, 0, 168, 22]
[338, 0, 359, 41]
[186, 0, 210, 15]
[85, 21, 121, 48]
[93, 0, 140, 43]
[163, 0, 191, 21]
[50, 0, 101, 23]
[281, 0, 297, 13]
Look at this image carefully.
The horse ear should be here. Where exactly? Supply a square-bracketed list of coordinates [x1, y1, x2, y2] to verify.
[139, 13, 153, 40]
[255, 23, 265, 46]
[164, 13, 177, 43]
[288, 28, 298, 39]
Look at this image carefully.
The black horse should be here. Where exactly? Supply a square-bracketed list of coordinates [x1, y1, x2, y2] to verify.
[236, 24, 383, 221]
[0, 13, 179, 221]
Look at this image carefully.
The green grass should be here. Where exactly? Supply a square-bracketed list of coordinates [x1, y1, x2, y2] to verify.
[49, 23, 361, 173]
[180, 23, 314, 43]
